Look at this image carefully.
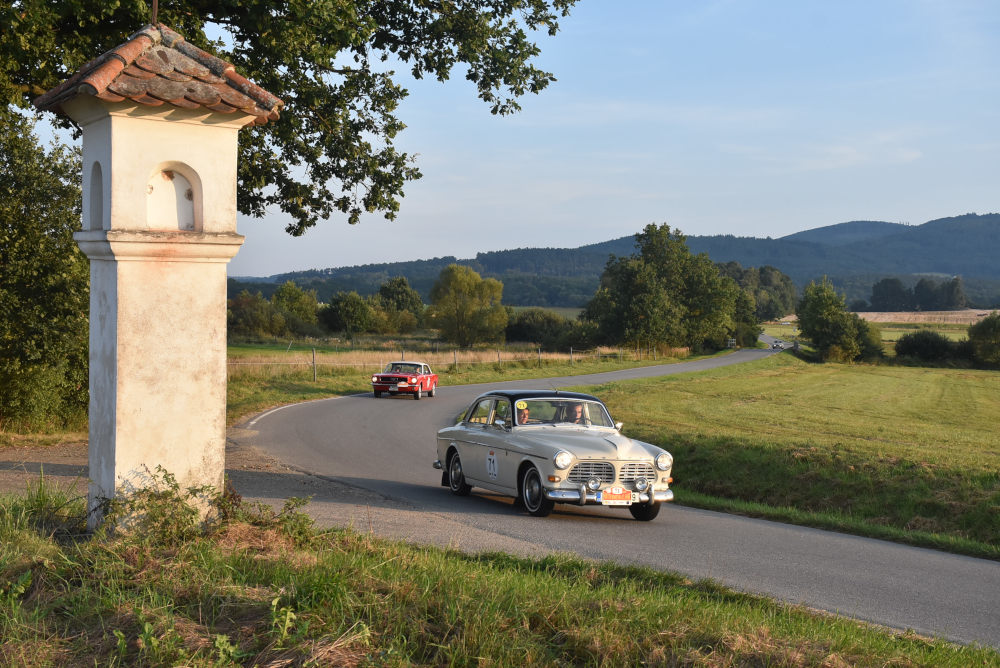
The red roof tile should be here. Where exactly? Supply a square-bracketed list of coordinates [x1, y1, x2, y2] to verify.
[34, 24, 282, 126]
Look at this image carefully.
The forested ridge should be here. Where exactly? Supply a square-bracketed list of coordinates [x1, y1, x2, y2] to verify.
[231, 213, 1000, 308]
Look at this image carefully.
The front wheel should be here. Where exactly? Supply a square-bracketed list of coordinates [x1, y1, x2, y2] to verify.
[520, 466, 554, 517]
[448, 453, 471, 496]
[429, 383, 437, 397]
[414, 386, 422, 400]
[373, 390, 381, 398]
[629, 503, 660, 521]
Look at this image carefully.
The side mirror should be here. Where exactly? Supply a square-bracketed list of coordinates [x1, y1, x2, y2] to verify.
[615, 422, 624, 431]
[494, 419, 507, 430]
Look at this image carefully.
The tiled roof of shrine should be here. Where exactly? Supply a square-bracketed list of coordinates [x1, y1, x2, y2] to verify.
[34, 24, 282, 126]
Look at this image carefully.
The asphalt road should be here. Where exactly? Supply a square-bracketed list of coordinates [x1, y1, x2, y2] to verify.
[230, 347, 1000, 649]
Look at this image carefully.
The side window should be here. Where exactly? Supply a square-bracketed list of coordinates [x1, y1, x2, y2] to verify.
[492, 400, 511, 426]
[466, 399, 493, 425]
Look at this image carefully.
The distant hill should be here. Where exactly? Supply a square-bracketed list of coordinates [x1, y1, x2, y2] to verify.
[781, 220, 909, 246]
[230, 213, 1000, 308]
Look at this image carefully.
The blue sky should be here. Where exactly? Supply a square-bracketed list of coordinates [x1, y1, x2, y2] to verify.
[225, 1, 997, 276]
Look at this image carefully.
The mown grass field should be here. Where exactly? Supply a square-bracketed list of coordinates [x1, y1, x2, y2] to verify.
[580, 354, 1000, 558]
[3, 480, 997, 666]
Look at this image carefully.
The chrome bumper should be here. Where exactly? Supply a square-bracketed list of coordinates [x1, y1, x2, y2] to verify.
[545, 487, 674, 505]
[433, 459, 443, 469]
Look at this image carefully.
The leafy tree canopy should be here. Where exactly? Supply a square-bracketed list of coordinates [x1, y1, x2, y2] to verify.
[428, 264, 507, 346]
[4, 0, 576, 234]
[0, 108, 88, 428]
[582, 224, 750, 351]
[271, 281, 319, 325]
[377, 276, 424, 317]
[796, 277, 881, 362]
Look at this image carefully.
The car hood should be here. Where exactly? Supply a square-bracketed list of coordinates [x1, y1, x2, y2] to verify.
[511, 427, 661, 460]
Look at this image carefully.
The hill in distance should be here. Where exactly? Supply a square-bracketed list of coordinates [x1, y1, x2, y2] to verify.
[230, 213, 1000, 308]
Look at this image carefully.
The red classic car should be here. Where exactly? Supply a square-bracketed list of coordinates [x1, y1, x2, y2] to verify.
[371, 361, 438, 400]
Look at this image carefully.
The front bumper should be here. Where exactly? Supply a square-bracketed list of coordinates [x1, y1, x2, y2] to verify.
[545, 487, 674, 505]
[373, 382, 417, 393]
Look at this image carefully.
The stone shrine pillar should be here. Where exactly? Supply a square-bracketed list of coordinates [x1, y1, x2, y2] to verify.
[34, 24, 282, 527]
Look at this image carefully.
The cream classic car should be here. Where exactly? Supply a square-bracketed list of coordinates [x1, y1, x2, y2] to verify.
[433, 390, 674, 520]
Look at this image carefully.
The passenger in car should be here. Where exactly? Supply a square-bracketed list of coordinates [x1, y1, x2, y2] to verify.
[566, 402, 585, 424]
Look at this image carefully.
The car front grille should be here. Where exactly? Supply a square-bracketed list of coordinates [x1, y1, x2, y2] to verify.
[619, 462, 656, 482]
[567, 461, 615, 484]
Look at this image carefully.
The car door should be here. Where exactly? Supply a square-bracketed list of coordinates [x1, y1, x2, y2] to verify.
[478, 398, 517, 493]
[454, 397, 494, 483]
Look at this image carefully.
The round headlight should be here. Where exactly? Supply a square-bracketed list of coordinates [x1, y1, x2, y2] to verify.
[553, 450, 573, 470]
[634, 477, 649, 492]
[655, 452, 673, 471]
[371, 376, 378, 383]
[587, 476, 602, 491]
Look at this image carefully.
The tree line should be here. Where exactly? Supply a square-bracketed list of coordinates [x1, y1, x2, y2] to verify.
[796, 278, 1000, 366]
[852, 276, 967, 312]
[228, 223, 797, 356]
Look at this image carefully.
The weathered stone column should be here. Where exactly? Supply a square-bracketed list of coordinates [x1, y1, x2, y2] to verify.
[34, 24, 282, 527]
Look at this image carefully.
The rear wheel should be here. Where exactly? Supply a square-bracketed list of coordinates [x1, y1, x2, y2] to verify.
[448, 453, 471, 496]
[520, 466, 554, 517]
[629, 503, 660, 521]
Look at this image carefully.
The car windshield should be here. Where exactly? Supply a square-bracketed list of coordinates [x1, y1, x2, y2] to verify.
[384, 363, 422, 374]
[513, 398, 614, 427]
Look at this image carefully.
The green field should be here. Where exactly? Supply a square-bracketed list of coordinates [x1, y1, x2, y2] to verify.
[3, 480, 996, 666]
[578, 354, 1000, 558]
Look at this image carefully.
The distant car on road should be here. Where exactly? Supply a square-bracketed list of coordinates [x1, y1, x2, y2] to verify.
[772, 341, 784, 350]
[434, 390, 674, 520]
[371, 362, 438, 400]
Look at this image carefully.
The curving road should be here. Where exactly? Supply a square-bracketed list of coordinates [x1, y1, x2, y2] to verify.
[229, 347, 1000, 649]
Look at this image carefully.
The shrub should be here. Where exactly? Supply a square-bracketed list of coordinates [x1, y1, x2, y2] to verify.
[967, 312, 1000, 366]
[895, 330, 954, 362]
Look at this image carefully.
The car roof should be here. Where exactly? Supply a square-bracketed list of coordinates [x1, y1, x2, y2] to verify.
[470, 389, 601, 403]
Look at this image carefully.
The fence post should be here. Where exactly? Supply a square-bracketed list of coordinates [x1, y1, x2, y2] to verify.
[453, 349, 458, 368]
[619, 347, 622, 362]
[570, 346, 574, 365]
[401, 348, 405, 360]
[537, 347, 541, 366]
[312, 348, 317, 382]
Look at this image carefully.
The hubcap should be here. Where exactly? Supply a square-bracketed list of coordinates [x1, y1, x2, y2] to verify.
[524, 471, 541, 509]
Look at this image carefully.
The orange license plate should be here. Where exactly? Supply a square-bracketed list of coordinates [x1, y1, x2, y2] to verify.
[598, 486, 634, 506]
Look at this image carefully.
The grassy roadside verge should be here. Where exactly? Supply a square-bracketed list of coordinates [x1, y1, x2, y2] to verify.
[225, 352, 719, 425]
[577, 354, 1000, 560]
[3, 482, 996, 666]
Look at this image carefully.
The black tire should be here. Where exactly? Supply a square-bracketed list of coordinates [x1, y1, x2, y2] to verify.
[429, 383, 437, 398]
[414, 386, 422, 400]
[520, 466, 554, 517]
[629, 502, 660, 521]
[448, 453, 471, 496]
[373, 390, 381, 398]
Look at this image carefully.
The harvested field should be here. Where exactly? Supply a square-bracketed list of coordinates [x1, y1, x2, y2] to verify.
[776, 310, 994, 325]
